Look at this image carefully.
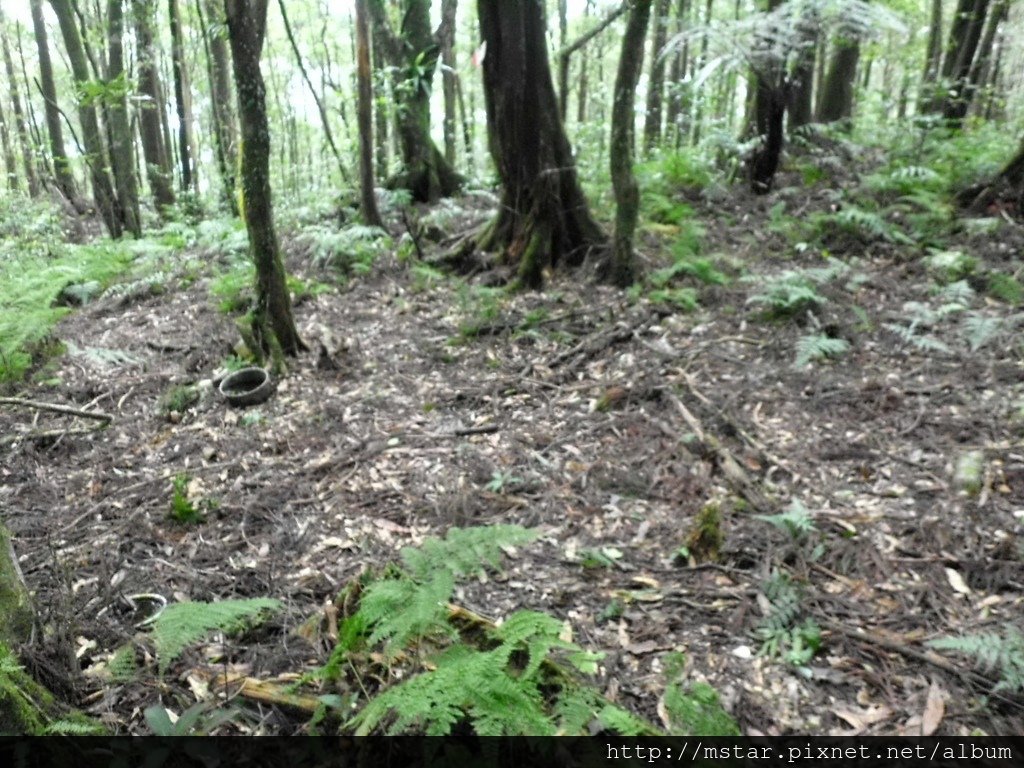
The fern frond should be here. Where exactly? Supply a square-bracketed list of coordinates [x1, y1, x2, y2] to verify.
[150, 598, 280, 674]
[793, 333, 850, 368]
[962, 313, 1003, 352]
[929, 626, 1024, 693]
[363, 571, 456, 652]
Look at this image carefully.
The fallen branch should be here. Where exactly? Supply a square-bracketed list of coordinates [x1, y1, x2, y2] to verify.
[0, 397, 112, 425]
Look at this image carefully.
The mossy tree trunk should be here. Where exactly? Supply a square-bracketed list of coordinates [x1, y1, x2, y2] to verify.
[603, 0, 652, 287]
[476, 0, 606, 288]
[368, 0, 462, 203]
[225, 0, 305, 361]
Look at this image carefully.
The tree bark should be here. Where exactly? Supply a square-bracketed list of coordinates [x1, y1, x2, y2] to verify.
[923, 0, 989, 122]
[196, 0, 236, 214]
[133, 0, 176, 211]
[49, 0, 122, 237]
[439, 0, 458, 166]
[169, 0, 196, 191]
[476, 0, 606, 288]
[106, 0, 142, 237]
[0, 98, 17, 192]
[816, 24, 860, 125]
[605, 0, 652, 287]
[355, 0, 383, 226]
[368, 0, 461, 203]
[0, 13, 40, 197]
[224, 0, 305, 360]
[642, 0, 671, 155]
[30, 0, 80, 207]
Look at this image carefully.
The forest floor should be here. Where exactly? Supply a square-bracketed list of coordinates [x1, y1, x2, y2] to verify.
[2, 167, 1024, 736]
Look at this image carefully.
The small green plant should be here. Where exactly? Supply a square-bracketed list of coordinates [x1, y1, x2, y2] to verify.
[746, 272, 825, 318]
[144, 701, 242, 736]
[757, 498, 817, 540]
[793, 332, 850, 368]
[987, 273, 1024, 305]
[485, 470, 522, 493]
[755, 570, 821, 666]
[159, 384, 199, 418]
[928, 625, 1024, 694]
[925, 249, 978, 284]
[169, 474, 204, 524]
[302, 224, 390, 277]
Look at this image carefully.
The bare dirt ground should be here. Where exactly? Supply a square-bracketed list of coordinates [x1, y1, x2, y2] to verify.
[1, 182, 1023, 736]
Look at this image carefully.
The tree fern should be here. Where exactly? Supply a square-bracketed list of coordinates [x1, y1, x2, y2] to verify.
[149, 598, 280, 674]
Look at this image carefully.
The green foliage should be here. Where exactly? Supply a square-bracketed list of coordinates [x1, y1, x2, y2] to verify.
[925, 249, 977, 284]
[209, 258, 255, 314]
[329, 525, 659, 736]
[149, 598, 280, 675]
[145, 701, 242, 736]
[757, 499, 816, 540]
[301, 224, 390, 277]
[987, 273, 1024, 306]
[485, 471, 522, 493]
[883, 282, 976, 355]
[169, 474, 204, 525]
[0, 231, 139, 382]
[793, 333, 850, 368]
[159, 385, 199, 417]
[755, 570, 821, 666]
[746, 272, 825, 318]
[663, 681, 742, 736]
[928, 626, 1024, 694]
[638, 152, 713, 225]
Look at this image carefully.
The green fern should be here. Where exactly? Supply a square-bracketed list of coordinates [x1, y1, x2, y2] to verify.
[928, 626, 1024, 693]
[793, 333, 850, 368]
[361, 570, 457, 652]
[757, 499, 817, 540]
[663, 681, 741, 736]
[149, 598, 280, 674]
[755, 570, 820, 665]
[962, 312, 1006, 352]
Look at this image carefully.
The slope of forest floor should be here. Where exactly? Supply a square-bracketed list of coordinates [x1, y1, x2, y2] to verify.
[2, 169, 1024, 736]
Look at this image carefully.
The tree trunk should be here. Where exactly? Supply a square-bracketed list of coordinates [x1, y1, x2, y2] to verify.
[368, 0, 461, 203]
[787, 8, 817, 130]
[198, 0, 237, 215]
[439, 0, 458, 166]
[605, 0, 652, 287]
[133, 0, 176, 211]
[106, 0, 142, 237]
[816, 26, 859, 125]
[30, 0, 80, 207]
[169, 0, 196, 191]
[642, 0, 670, 155]
[0, 14, 40, 197]
[924, 0, 989, 122]
[224, 0, 305, 360]
[665, 0, 689, 147]
[957, 0, 1005, 125]
[0, 98, 17, 192]
[476, 0, 606, 288]
[49, 0, 122, 238]
[355, 0, 383, 226]
[372, 30, 390, 181]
